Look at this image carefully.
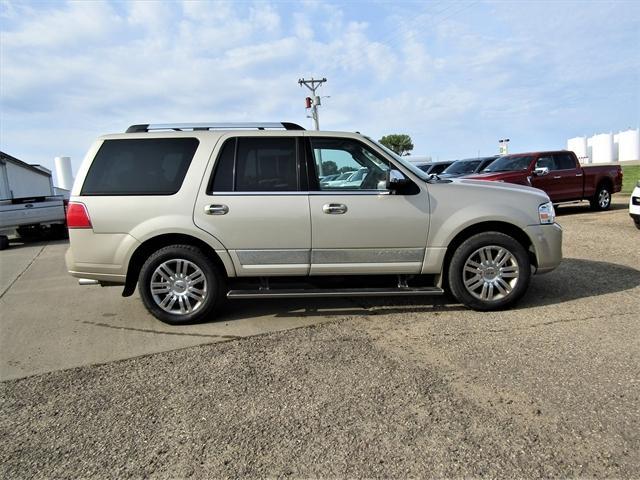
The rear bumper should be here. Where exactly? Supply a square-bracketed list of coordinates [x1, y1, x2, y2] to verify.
[525, 223, 563, 274]
[65, 230, 139, 284]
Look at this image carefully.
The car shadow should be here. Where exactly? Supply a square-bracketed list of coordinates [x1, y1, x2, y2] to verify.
[518, 257, 640, 309]
[555, 197, 628, 216]
[212, 258, 639, 323]
[216, 295, 467, 323]
[4, 237, 69, 251]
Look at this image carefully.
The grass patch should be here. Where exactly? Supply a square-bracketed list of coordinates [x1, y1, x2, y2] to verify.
[621, 165, 640, 194]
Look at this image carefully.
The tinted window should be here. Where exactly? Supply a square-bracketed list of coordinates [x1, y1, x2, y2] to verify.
[209, 138, 235, 192]
[429, 163, 451, 174]
[235, 138, 297, 191]
[443, 160, 482, 175]
[82, 138, 198, 195]
[554, 153, 576, 170]
[484, 156, 533, 172]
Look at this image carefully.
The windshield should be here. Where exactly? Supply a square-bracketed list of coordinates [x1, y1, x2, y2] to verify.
[443, 160, 482, 175]
[483, 155, 533, 172]
[364, 137, 429, 181]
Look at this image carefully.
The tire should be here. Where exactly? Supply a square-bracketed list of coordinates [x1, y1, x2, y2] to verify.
[590, 184, 612, 211]
[0, 235, 9, 250]
[448, 232, 531, 311]
[634, 218, 640, 230]
[138, 244, 225, 325]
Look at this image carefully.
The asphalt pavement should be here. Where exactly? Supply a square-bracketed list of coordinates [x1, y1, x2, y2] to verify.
[1, 196, 639, 478]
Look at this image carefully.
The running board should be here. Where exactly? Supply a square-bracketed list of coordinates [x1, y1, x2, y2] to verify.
[226, 287, 444, 299]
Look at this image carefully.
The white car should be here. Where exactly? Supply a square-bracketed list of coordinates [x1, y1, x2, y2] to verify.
[630, 181, 640, 229]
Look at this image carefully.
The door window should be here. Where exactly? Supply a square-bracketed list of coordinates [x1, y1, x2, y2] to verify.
[535, 156, 556, 170]
[553, 153, 576, 170]
[310, 138, 391, 190]
[208, 137, 298, 192]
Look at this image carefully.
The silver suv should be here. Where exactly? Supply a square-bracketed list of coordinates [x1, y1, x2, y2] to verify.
[66, 122, 562, 324]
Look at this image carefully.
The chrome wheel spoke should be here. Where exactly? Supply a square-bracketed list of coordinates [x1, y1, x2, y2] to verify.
[151, 282, 171, 294]
[157, 264, 173, 281]
[496, 277, 512, 294]
[188, 271, 204, 284]
[480, 283, 489, 300]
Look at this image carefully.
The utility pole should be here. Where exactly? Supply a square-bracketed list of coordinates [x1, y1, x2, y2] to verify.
[298, 77, 326, 130]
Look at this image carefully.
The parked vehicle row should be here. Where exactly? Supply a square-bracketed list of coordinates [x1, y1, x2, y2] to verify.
[468, 150, 623, 210]
[415, 150, 623, 211]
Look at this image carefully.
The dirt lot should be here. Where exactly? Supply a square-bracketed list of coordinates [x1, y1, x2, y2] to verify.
[1, 196, 639, 478]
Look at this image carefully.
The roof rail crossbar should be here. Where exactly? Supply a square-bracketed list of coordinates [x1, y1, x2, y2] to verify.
[125, 122, 305, 133]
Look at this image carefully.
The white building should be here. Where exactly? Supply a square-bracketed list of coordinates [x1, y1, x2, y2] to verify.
[567, 128, 639, 164]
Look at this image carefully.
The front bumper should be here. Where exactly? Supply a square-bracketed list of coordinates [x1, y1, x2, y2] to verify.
[524, 223, 563, 274]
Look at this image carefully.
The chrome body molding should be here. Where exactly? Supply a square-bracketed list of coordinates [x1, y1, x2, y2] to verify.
[236, 249, 310, 265]
[311, 248, 425, 264]
[235, 248, 425, 266]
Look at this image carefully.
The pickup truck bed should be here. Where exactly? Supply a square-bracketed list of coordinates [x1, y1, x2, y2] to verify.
[467, 150, 622, 210]
[0, 196, 67, 249]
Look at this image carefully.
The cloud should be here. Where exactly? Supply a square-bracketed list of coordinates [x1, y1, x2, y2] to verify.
[1, 0, 639, 172]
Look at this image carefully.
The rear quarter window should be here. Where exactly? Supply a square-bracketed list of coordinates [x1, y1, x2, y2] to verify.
[81, 138, 199, 195]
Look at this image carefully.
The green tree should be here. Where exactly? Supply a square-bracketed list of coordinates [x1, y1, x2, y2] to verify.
[321, 160, 338, 175]
[379, 134, 414, 156]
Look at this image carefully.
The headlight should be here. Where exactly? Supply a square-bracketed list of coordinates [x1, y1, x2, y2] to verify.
[538, 202, 555, 224]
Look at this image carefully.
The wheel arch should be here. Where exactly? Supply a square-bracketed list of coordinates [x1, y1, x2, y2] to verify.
[440, 221, 536, 290]
[122, 233, 232, 297]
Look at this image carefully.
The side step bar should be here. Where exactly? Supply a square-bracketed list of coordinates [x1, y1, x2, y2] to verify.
[227, 287, 444, 299]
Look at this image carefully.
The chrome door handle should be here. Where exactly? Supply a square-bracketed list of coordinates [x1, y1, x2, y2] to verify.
[204, 204, 229, 215]
[553, 176, 562, 179]
[575, 173, 583, 177]
[322, 203, 348, 214]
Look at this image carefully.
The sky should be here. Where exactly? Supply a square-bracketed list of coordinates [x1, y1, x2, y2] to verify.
[1, 0, 639, 184]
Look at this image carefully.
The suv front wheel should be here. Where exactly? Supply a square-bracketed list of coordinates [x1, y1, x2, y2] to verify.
[448, 232, 531, 311]
[139, 244, 224, 324]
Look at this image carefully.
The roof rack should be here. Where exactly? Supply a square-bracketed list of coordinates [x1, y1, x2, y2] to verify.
[125, 122, 305, 133]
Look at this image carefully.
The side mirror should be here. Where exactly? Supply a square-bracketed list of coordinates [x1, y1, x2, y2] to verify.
[385, 169, 410, 191]
[533, 166, 549, 177]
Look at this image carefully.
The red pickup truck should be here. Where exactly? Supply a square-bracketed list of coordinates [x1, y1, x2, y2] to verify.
[467, 150, 623, 210]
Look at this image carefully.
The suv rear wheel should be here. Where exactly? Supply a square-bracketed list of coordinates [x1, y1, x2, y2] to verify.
[138, 245, 224, 324]
[448, 232, 531, 311]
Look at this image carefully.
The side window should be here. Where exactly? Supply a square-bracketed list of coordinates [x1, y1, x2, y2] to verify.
[81, 138, 199, 195]
[208, 137, 298, 192]
[554, 153, 576, 170]
[535, 155, 556, 170]
[310, 138, 390, 190]
[209, 138, 235, 192]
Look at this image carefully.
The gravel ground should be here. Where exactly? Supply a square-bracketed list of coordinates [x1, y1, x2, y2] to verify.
[1, 197, 639, 479]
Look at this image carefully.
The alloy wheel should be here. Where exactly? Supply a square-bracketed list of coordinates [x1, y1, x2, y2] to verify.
[150, 259, 207, 315]
[462, 245, 520, 301]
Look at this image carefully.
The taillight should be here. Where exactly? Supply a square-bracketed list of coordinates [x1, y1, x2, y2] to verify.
[66, 202, 92, 229]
